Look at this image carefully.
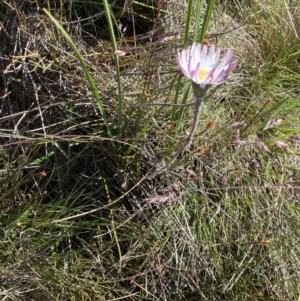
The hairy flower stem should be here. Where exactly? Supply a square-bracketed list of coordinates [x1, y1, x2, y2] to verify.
[148, 96, 205, 179]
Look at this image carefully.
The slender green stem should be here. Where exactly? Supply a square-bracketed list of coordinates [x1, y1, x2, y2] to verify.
[170, 0, 195, 121]
[43, 8, 112, 137]
[199, 0, 216, 43]
[194, 0, 203, 42]
[183, 0, 194, 45]
[102, 0, 124, 137]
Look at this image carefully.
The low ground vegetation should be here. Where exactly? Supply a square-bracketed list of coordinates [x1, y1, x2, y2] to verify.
[1, 0, 300, 300]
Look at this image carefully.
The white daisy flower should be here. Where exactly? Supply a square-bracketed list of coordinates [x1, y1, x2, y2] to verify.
[177, 43, 238, 90]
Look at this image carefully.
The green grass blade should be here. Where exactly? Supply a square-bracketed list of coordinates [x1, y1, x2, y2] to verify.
[171, 0, 194, 122]
[183, 0, 194, 45]
[194, 0, 203, 41]
[199, 0, 216, 43]
[43, 8, 112, 137]
[102, 0, 124, 137]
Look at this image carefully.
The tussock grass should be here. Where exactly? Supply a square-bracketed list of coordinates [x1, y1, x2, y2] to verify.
[1, 0, 300, 300]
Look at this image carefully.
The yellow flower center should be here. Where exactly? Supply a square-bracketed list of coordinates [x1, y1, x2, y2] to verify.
[198, 68, 210, 82]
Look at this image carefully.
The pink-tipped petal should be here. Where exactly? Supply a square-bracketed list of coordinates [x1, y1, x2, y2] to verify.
[208, 44, 215, 61]
[213, 69, 226, 84]
[212, 47, 221, 64]
[201, 44, 208, 62]
[229, 61, 238, 71]
[190, 61, 199, 82]
[205, 68, 216, 84]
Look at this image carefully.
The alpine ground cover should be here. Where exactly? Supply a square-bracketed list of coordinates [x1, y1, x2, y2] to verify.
[1, 0, 300, 300]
